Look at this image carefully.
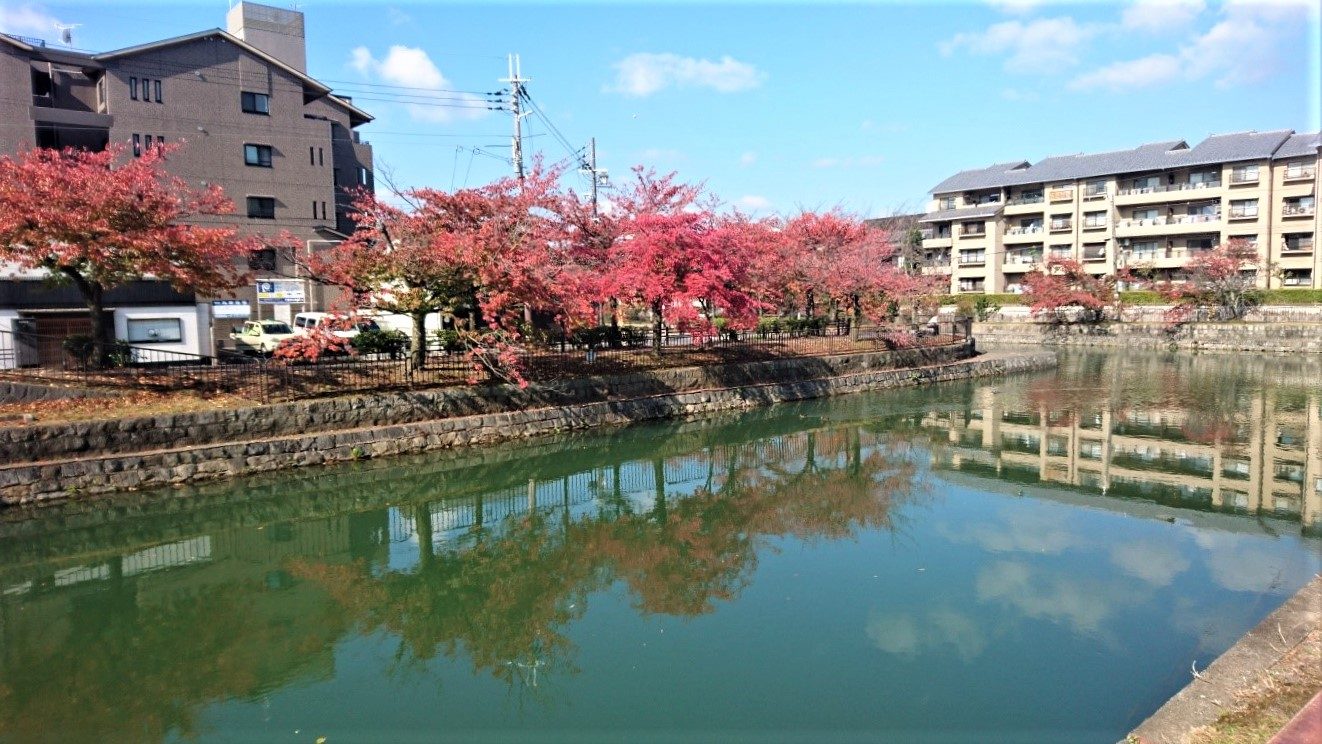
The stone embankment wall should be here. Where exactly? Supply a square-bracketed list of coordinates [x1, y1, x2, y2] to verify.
[975, 321, 1322, 353]
[0, 347, 1056, 505]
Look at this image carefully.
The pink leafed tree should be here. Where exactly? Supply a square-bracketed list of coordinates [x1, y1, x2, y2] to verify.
[601, 168, 766, 353]
[0, 145, 267, 363]
[1022, 257, 1119, 324]
[1153, 239, 1263, 323]
[776, 210, 937, 339]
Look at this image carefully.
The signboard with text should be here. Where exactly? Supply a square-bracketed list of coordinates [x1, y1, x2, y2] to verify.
[256, 280, 305, 305]
[211, 300, 251, 319]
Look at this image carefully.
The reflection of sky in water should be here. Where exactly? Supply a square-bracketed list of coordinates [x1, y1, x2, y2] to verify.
[0, 350, 1319, 743]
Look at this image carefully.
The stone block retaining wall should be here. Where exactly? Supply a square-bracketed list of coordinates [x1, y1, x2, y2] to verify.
[974, 321, 1322, 353]
[1, 343, 971, 464]
[0, 349, 1055, 505]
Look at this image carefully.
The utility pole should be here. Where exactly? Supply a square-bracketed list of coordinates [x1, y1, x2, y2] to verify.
[581, 137, 608, 216]
[501, 54, 529, 181]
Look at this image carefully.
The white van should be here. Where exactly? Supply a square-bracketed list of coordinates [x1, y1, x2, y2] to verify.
[292, 312, 379, 339]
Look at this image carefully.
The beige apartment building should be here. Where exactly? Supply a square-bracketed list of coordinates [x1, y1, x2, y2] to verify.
[920, 130, 1321, 294]
[0, 2, 373, 358]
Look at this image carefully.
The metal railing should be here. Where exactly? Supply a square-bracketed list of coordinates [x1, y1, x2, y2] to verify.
[1116, 181, 1221, 196]
[0, 321, 972, 404]
[1283, 204, 1316, 217]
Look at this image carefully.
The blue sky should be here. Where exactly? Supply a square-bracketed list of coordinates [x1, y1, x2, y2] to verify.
[3, 1, 1319, 216]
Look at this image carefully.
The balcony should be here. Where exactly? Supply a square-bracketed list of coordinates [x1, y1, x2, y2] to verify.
[1229, 171, 1260, 185]
[1227, 207, 1260, 221]
[1082, 248, 1107, 262]
[1115, 212, 1220, 237]
[1081, 217, 1109, 231]
[1049, 188, 1074, 202]
[958, 229, 986, 239]
[1004, 225, 1043, 244]
[1124, 246, 1211, 266]
[1282, 273, 1314, 287]
[1282, 239, 1315, 255]
[1049, 219, 1072, 232]
[1114, 181, 1222, 208]
[1007, 194, 1044, 206]
[1282, 203, 1316, 218]
[1283, 166, 1316, 182]
[1003, 252, 1042, 271]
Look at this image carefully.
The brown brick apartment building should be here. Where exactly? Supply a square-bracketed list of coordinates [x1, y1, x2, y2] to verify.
[0, 2, 373, 359]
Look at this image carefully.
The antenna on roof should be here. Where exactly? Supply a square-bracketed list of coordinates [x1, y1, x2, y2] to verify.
[55, 23, 80, 46]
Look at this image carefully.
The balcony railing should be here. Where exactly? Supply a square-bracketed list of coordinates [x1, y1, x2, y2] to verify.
[1082, 249, 1107, 261]
[1227, 207, 1259, 219]
[1283, 204, 1316, 217]
[1282, 274, 1313, 287]
[958, 257, 986, 266]
[1005, 252, 1043, 265]
[1005, 225, 1044, 235]
[1282, 241, 1314, 254]
[1081, 218, 1109, 229]
[1230, 171, 1259, 184]
[1049, 220, 1072, 231]
[960, 229, 986, 238]
[1283, 166, 1316, 181]
[1117, 213, 1220, 228]
[1007, 194, 1044, 206]
[1116, 181, 1221, 196]
[1049, 249, 1073, 260]
[1124, 246, 1212, 262]
[1049, 189, 1074, 202]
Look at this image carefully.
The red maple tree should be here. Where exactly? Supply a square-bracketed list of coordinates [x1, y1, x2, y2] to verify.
[1022, 257, 1119, 323]
[1153, 239, 1262, 323]
[0, 145, 265, 362]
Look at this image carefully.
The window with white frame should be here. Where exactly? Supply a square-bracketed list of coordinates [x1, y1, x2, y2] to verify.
[1228, 199, 1258, 218]
[126, 318, 183, 344]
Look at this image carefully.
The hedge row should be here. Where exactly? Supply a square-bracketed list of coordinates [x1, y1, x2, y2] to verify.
[937, 289, 1322, 307]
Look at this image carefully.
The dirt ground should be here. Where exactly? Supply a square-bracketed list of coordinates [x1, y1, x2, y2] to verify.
[1183, 628, 1321, 744]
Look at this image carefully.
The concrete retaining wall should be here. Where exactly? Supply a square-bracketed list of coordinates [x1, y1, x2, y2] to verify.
[1, 344, 972, 464]
[0, 349, 1056, 506]
[974, 321, 1322, 353]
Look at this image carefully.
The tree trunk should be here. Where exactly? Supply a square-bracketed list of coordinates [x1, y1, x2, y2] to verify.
[651, 299, 664, 356]
[414, 502, 434, 568]
[805, 289, 815, 319]
[62, 268, 106, 369]
[849, 295, 862, 341]
[409, 310, 427, 370]
[609, 297, 620, 346]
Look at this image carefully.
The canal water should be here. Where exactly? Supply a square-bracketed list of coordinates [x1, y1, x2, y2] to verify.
[1, 350, 1319, 743]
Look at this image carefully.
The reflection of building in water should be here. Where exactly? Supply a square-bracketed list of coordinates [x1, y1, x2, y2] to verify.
[922, 385, 1322, 530]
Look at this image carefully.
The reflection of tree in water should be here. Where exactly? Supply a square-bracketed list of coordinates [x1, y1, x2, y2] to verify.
[0, 572, 350, 743]
[291, 426, 919, 686]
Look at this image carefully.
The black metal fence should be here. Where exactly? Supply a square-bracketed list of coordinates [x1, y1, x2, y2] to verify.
[0, 319, 971, 404]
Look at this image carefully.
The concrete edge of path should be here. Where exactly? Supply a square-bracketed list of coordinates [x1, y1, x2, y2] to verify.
[1127, 574, 1322, 744]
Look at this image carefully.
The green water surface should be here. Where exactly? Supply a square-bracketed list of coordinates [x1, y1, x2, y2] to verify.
[0, 349, 1319, 743]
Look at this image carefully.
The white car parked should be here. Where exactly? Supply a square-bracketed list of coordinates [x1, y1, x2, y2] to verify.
[292, 312, 379, 339]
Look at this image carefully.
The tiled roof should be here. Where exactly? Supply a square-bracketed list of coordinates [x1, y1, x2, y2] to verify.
[930, 130, 1315, 195]
[1275, 131, 1322, 159]
[919, 204, 1003, 224]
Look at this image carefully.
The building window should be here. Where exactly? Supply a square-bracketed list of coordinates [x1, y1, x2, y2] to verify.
[1284, 196, 1316, 216]
[140, 77, 150, 101]
[1283, 233, 1314, 253]
[248, 248, 277, 271]
[1132, 175, 1159, 192]
[1284, 162, 1315, 180]
[1085, 180, 1106, 197]
[1130, 241, 1160, 261]
[1188, 170, 1218, 186]
[959, 248, 986, 265]
[1082, 211, 1107, 228]
[962, 220, 985, 236]
[246, 196, 276, 220]
[357, 166, 370, 186]
[938, 196, 956, 210]
[318, 148, 324, 166]
[129, 76, 138, 100]
[1082, 243, 1106, 260]
[1228, 199, 1258, 219]
[153, 79, 162, 103]
[126, 317, 183, 344]
[31, 69, 53, 97]
[1049, 244, 1072, 259]
[241, 91, 270, 115]
[1282, 269, 1312, 287]
[132, 133, 142, 157]
[1231, 164, 1259, 184]
[310, 146, 315, 166]
[958, 278, 984, 292]
[244, 144, 273, 168]
[1230, 234, 1258, 249]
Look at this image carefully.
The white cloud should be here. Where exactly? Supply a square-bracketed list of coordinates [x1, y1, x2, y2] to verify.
[349, 45, 488, 122]
[386, 7, 412, 26]
[606, 52, 765, 97]
[1122, 0, 1207, 32]
[738, 195, 772, 211]
[1070, 0, 1308, 91]
[1068, 53, 1182, 90]
[940, 17, 1099, 73]
[1109, 539, 1190, 586]
[0, 2, 59, 36]
[739, 151, 757, 167]
[866, 609, 988, 661]
[986, 0, 1046, 13]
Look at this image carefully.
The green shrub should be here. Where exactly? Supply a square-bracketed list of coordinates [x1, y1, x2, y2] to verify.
[352, 329, 409, 357]
[1260, 288, 1322, 305]
[433, 329, 464, 352]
